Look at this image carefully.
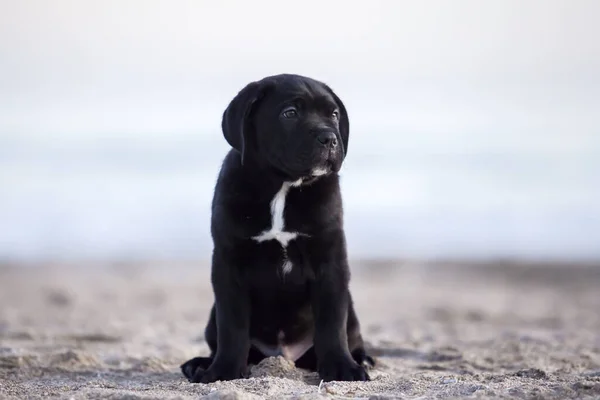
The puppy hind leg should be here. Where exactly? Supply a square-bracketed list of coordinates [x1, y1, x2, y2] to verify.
[294, 347, 317, 371]
[247, 345, 268, 367]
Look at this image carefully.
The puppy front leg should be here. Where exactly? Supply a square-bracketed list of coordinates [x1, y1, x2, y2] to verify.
[190, 256, 250, 383]
[311, 256, 369, 381]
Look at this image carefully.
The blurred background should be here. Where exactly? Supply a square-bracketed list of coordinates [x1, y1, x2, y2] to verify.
[1, 0, 599, 264]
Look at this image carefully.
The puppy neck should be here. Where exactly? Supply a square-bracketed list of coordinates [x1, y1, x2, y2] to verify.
[237, 153, 331, 191]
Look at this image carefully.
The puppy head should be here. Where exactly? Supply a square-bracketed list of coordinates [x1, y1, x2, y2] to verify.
[222, 74, 349, 180]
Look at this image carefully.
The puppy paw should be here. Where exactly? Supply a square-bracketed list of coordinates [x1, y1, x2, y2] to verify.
[189, 364, 247, 383]
[318, 357, 370, 382]
[363, 355, 376, 368]
[180, 357, 213, 381]
[351, 348, 376, 369]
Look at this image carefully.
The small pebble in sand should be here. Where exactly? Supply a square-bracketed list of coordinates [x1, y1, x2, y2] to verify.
[441, 376, 458, 384]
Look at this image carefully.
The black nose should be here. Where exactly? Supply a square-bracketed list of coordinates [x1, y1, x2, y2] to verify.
[316, 131, 338, 147]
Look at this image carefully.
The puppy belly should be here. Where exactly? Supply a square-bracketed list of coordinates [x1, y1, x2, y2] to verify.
[251, 334, 313, 362]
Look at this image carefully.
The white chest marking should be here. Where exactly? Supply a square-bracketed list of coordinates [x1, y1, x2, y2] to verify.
[311, 167, 328, 177]
[252, 179, 303, 246]
[252, 179, 304, 273]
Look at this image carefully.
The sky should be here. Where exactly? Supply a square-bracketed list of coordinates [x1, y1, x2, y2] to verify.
[2, 0, 599, 138]
[0, 1, 599, 261]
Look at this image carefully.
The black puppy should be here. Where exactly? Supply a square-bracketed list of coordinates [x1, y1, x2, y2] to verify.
[181, 74, 373, 383]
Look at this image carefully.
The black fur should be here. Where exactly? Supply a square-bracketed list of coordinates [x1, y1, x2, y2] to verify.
[181, 74, 374, 383]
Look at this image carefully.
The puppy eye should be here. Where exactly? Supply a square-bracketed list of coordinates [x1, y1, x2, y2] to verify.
[331, 110, 340, 120]
[282, 107, 298, 119]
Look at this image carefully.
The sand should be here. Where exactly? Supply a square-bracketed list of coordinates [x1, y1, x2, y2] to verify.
[1, 260, 600, 399]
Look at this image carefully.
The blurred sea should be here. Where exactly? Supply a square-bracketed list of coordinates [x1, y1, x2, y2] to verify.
[1, 128, 599, 262]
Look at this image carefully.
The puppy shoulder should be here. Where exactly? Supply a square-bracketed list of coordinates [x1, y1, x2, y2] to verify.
[212, 150, 244, 202]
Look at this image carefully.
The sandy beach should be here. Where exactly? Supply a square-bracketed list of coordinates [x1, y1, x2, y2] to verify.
[1, 260, 599, 399]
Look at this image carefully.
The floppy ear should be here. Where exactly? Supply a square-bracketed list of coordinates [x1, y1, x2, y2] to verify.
[324, 84, 350, 157]
[221, 81, 266, 165]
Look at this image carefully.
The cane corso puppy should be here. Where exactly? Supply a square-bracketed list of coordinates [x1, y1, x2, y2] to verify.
[181, 74, 374, 383]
